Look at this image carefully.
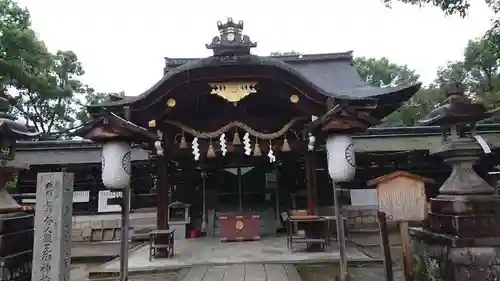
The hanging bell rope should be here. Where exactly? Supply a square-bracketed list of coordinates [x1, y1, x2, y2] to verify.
[232, 129, 241, 145]
[281, 137, 291, 152]
[253, 136, 262, 157]
[179, 132, 188, 149]
[165, 117, 304, 140]
[207, 139, 216, 158]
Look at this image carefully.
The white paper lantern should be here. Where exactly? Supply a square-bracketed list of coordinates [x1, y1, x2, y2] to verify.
[101, 141, 131, 190]
[326, 135, 355, 182]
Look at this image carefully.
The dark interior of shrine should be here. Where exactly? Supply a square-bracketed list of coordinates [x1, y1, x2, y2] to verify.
[14, 146, 500, 218]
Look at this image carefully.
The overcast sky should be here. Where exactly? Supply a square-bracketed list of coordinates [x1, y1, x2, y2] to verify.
[17, 0, 494, 95]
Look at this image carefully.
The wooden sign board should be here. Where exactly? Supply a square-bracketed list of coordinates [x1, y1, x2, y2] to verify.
[368, 171, 432, 222]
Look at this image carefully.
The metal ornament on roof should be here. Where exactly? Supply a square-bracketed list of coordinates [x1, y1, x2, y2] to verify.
[206, 17, 257, 57]
[209, 82, 257, 104]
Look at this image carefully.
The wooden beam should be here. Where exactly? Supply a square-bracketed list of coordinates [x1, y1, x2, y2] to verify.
[156, 154, 169, 230]
[304, 152, 318, 215]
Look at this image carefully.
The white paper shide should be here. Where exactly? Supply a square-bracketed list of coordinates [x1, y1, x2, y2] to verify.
[326, 135, 355, 182]
[101, 141, 131, 190]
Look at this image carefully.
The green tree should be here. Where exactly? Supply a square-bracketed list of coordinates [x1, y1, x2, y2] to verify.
[381, 0, 494, 17]
[381, 0, 500, 59]
[353, 57, 436, 126]
[435, 37, 500, 109]
[382, 87, 445, 126]
[0, 0, 51, 96]
[355, 57, 420, 87]
[0, 1, 92, 137]
[270, 51, 445, 126]
[76, 90, 125, 123]
[10, 50, 86, 136]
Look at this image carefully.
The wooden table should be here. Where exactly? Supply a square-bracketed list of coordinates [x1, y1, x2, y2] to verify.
[149, 229, 175, 260]
[287, 216, 330, 251]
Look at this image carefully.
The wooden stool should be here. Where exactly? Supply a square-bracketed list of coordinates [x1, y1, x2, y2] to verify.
[149, 229, 175, 260]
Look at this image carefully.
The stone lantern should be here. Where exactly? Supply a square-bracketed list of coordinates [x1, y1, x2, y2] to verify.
[74, 108, 157, 281]
[0, 97, 40, 280]
[411, 83, 500, 281]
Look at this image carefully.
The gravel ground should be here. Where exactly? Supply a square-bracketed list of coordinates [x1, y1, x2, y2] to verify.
[297, 232, 406, 281]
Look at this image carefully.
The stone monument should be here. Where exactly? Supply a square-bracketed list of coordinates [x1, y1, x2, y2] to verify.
[411, 83, 500, 281]
[31, 172, 73, 281]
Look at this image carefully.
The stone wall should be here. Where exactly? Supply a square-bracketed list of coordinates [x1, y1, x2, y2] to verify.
[71, 212, 156, 242]
[318, 205, 381, 231]
[342, 205, 379, 230]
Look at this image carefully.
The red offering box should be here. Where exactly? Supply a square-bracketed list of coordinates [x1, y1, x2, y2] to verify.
[219, 215, 260, 242]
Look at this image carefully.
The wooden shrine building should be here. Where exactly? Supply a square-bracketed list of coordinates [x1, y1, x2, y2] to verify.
[80, 18, 421, 236]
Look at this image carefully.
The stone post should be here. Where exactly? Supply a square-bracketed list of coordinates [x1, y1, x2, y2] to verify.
[32, 172, 73, 281]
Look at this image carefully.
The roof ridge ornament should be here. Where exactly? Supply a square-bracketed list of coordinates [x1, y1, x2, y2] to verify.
[206, 17, 257, 57]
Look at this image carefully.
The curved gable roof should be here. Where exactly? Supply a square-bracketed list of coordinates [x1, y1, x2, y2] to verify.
[91, 52, 420, 108]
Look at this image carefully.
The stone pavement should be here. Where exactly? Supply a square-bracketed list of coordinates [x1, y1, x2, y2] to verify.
[92, 236, 377, 276]
[80, 264, 303, 281]
[171, 264, 303, 281]
[71, 262, 102, 281]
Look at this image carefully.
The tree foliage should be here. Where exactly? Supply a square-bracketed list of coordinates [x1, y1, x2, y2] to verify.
[0, 0, 121, 138]
[354, 57, 442, 126]
[435, 37, 500, 109]
[10, 50, 87, 135]
[0, 0, 51, 96]
[381, 0, 500, 57]
[275, 37, 500, 126]
[381, 0, 475, 17]
[355, 57, 419, 87]
[76, 90, 125, 124]
[2, 0, 499, 138]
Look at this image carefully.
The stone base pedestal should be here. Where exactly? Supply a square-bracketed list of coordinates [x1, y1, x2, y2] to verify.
[427, 195, 500, 237]
[0, 211, 34, 281]
[411, 227, 500, 281]
[410, 193, 500, 281]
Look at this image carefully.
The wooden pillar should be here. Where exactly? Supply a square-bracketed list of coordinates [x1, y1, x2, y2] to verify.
[156, 155, 169, 230]
[304, 152, 318, 215]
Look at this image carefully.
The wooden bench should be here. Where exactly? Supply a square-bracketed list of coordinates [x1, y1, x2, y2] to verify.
[149, 229, 175, 260]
